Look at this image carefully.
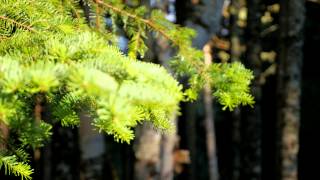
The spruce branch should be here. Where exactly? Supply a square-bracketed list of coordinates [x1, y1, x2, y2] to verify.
[93, 0, 177, 45]
[0, 155, 33, 180]
[0, 0, 255, 178]
[91, 0, 208, 83]
[0, 16, 37, 33]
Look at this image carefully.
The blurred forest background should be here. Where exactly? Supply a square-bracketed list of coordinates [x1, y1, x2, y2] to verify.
[1, 0, 320, 180]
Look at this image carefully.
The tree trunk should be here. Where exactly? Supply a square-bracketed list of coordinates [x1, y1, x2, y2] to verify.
[184, 102, 197, 180]
[203, 43, 219, 180]
[159, 123, 177, 180]
[179, 1, 225, 179]
[79, 113, 106, 180]
[134, 123, 161, 180]
[276, 0, 305, 180]
[231, 108, 241, 180]
[51, 126, 80, 180]
[229, 1, 245, 179]
[0, 122, 8, 150]
[240, 0, 263, 180]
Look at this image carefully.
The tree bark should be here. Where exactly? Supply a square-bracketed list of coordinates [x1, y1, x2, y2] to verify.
[79, 113, 106, 180]
[229, 1, 245, 179]
[184, 102, 197, 180]
[240, 0, 263, 180]
[203, 43, 219, 180]
[276, 0, 305, 180]
[0, 122, 8, 150]
[159, 124, 177, 180]
[51, 126, 80, 180]
[134, 123, 161, 180]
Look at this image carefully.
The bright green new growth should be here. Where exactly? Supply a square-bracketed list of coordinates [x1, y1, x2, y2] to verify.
[0, 0, 254, 179]
[0, 154, 33, 180]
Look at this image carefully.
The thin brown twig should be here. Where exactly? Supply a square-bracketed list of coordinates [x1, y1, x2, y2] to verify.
[94, 0, 101, 29]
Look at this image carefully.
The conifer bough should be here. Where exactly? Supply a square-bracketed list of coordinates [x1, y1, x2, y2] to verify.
[0, 0, 254, 179]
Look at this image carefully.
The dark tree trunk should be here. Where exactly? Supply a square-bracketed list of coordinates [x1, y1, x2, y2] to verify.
[51, 126, 80, 180]
[276, 0, 305, 180]
[229, 1, 245, 179]
[231, 108, 241, 180]
[184, 102, 197, 180]
[240, 0, 263, 180]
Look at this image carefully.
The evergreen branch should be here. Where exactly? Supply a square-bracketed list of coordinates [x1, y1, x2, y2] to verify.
[65, 0, 81, 19]
[0, 155, 33, 180]
[93, 0, 206, 81]
[93, 0, 177, 45]
[128, 28, 147, 58]
[0, 0, 254, 178]
[0, 16, 37, 33]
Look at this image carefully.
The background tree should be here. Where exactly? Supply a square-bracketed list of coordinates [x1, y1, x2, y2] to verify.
[276, 0, 305, 179]
[240, 0, 263, 179]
